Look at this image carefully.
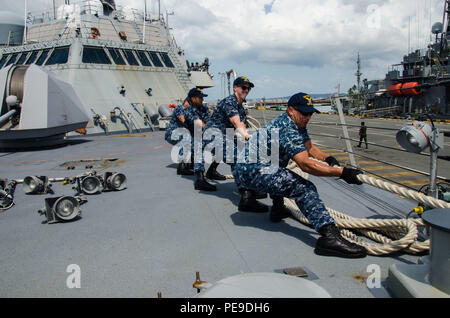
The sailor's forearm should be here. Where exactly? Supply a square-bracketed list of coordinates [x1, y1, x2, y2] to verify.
[298, 158, 343, 177]
[308, 145, 329, 162]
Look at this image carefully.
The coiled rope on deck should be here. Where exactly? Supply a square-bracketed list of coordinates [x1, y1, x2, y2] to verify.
[286, 161, 429, 255]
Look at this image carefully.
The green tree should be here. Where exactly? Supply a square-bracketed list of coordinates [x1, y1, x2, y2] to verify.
[348, 85, 363, 108]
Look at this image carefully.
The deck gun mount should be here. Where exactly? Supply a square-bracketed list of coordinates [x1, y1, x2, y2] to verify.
[0, 64, 89, 148]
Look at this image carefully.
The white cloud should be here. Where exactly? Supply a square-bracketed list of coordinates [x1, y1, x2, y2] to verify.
[4, 0, 442, 70]
[145, 0, 443, 72]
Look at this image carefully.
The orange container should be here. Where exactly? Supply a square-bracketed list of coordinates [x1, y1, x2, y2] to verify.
[401, 82, 422, 96]
[388, 83, 403, 96]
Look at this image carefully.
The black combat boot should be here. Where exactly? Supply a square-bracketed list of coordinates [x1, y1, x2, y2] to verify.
[177, 162, 194, 176]
[188, 154, 194, 170]
[194, 171, 217, 191]
[238, 189, 269, 213]
[314, 224, 367, 258]
[251, 190, 268, 200]
[205, 162, 227, 181]
[269, 196, 292, 222]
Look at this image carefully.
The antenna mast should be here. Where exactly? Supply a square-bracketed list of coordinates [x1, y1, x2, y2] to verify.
[23, 0, 27, 45]
[355, 52, 362, 92]
[53, 0, 56, 20]
[355, 52, 362, 108]
[143, 0, 147, 43]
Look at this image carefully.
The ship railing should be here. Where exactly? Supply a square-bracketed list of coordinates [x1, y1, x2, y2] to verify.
[26, 1, 158, 25]
[44, 62, 174, 74]
[360, 106, 400, 116]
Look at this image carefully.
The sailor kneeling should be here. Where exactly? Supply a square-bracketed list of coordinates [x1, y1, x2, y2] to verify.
[165, 95, 194, 176]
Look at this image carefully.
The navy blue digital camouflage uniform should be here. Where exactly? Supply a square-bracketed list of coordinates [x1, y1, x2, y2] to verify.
[184, 103, 211, 135]
[194, 94, 247, 172]
[233, 112, 336, 231]
[164, 103, 191, 161]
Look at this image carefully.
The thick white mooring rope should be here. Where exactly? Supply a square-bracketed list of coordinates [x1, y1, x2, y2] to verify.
[292, 158, 450, 210]
[358, 174, 450, 209]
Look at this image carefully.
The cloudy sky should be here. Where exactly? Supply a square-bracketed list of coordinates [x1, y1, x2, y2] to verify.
[1, 0, 444, 102]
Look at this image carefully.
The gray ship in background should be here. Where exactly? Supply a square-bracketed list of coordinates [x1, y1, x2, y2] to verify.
[363, 0, 450, 118]
[0, 0, 214, 147]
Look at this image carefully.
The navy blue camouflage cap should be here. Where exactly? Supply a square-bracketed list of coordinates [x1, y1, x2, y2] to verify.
[288, 93, 320, 113]
[188, 87, 208, 98]
[233, 76, 255, 88]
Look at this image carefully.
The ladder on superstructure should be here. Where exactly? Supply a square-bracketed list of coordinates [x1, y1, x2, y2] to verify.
[167, 48, 193, 92]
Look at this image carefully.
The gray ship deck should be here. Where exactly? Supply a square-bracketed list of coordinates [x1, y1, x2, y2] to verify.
[0, 131, 421, 298]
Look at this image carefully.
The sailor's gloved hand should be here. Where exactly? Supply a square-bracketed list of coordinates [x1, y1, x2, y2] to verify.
[340, 167, 363, 185]
[325, 156, 340, 167]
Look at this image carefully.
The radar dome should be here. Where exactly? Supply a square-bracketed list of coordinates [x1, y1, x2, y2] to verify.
[57, 5, 74, 19]
[57, 4, 81, 20]
[432, 22, 443, 35]
[121, 6, 137, 20]
[83, 0, 104, 16]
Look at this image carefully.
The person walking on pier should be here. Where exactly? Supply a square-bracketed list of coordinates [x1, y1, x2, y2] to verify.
[357, 122, 368, 149]
[233, 92, 367, 258]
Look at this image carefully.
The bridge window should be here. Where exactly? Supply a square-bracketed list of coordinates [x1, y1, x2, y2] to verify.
[82, 46, 111, 64]
[25, 51, 39, 65]
[16, 52, 29, 65]
[36, 50, 50, 66]
[136, 51, 151, 67]
[159, 52, 174, 68]
[46, 47, 70, 65]
[0, 55, 9, 68]
[108, 48, 126, 65]
[123, 50, 139, 66]
[5, 53, 18, 67]
[148, 52, 163, 67]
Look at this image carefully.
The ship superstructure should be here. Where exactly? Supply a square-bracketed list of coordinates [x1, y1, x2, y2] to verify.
[363, 0, 450, 117]
[0, 0, 214, 136]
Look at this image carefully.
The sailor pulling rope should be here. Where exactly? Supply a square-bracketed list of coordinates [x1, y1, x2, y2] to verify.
[228, 97, 433, 256]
